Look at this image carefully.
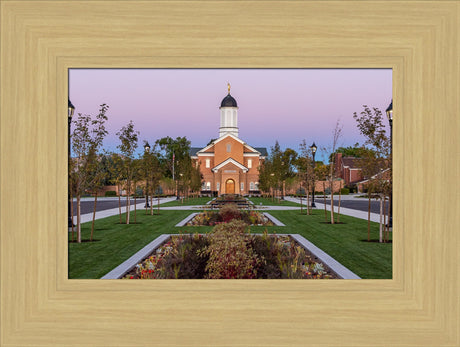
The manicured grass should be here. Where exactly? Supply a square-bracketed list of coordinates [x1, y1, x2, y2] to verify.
[160, 196, 212, 207]
[256, 210, 392, 279]
[69, 207, 392, 279]
[68, 210, 212, 279]
[248, 197, 301, 207]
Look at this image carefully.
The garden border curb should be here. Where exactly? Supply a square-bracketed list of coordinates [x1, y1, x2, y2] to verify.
[101, 233, 360, 279]
[101, 234, 170, 279]
[263, 212, 285, 226]
[175, 213, 199, 227]
[289, 234, 361, 279]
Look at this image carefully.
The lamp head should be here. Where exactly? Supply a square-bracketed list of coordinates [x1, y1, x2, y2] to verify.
[386, 100, 393, 122]
[68, 99, 75, 118]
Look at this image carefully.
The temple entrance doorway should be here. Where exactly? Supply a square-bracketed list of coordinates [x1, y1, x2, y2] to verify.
[225, 179, 235, 194]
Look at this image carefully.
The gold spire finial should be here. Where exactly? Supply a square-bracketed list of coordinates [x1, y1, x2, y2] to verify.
[227, 82, 231, 94]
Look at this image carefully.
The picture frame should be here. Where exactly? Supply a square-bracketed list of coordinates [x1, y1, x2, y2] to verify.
[1, 1, 458, 346]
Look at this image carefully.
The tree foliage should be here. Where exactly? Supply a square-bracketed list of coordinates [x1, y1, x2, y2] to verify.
[70, 104, 109, 242]
[116, 120, 140, 224]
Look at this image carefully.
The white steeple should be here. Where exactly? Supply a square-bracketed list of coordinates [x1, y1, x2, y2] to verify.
[219, 83, 239, 138]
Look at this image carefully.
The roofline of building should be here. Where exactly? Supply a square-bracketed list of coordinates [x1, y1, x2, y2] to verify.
[212, 157, 249, 173]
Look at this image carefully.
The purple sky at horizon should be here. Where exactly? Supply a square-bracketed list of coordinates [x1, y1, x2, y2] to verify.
[69, 69, 392, 163]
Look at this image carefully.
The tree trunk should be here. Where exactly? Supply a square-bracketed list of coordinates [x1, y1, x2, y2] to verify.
[126, 194, 130, 224]
[299, 183, 303, 214]
[70, 193, 74, 242]
[77, 195, 81, 243]
[367, 193, 371, 242]
[323, 182, 327, 222]
[337, 188, 341, 223]
[383, 195, 387, 243]
[157, 194, 160, 215]
[150, 195, 153, 215]
[134, 194, 137, 224]
[306, 184, 310, 215]
[330, 179, 335, 224]
[91, 192, 98, 241]
[118, 187, 122, 224]
[379, 195, 383, 243]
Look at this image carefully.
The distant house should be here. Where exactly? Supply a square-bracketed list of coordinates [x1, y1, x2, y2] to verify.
[334, 152, 391, 193]
[334, 152, 364, 186]
[190, 86, 267, 196]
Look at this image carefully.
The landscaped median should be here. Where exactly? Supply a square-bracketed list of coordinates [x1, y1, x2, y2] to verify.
[69, 204, 391, 279]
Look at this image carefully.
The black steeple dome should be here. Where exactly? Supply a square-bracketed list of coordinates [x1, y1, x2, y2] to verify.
[220, 93, 237, 108]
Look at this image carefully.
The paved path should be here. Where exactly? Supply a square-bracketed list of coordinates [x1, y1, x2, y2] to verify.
[284, 196, 382, 223]
[72, 197, 151, 215]
[71, 195, 385, 225]
[312, 194, 390, 215]
[71, 197, 176, 224]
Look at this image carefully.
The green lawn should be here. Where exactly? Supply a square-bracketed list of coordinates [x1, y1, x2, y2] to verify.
[160, 196, 212, 207]
[69, 208, 392, 279]
[248, 197, 302, 207]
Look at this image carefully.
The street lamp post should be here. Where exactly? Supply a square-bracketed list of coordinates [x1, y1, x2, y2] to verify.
[281, 161, 285, 200]
[68, 99, 75, 228]
[178, 173, 183, 201]
[144, 142, 150, 208]
[386, 100, 393, 228]
[310, 142, 317, 208]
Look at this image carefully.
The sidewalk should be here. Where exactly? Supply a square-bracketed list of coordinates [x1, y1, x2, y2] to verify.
[72, 196, 382, 224]
[71, 197, 176, 224]
[284, 196, 382, 223]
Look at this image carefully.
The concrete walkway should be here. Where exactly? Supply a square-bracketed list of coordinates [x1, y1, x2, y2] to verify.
[72, 196, 383, 225]
[283, 196, 382, 223]
[72, 197, 176, 224]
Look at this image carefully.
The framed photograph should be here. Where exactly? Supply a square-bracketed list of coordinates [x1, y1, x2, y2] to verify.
[67, 68, 393, 281]
[1, 1, 458, 346]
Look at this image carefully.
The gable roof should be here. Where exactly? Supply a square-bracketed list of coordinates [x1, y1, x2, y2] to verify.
[194, 133, 266, 157]
[341, 157, 363, 169]
[254, 147, 268, 157]
[212, 158, 249, 173]
[196, 133, 244, 153]
[189, 147, 201, 157]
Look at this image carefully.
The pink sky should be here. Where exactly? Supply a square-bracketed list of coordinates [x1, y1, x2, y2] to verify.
[69, 69, 392, 162]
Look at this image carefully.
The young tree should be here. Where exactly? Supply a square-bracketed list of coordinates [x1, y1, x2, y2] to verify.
[116, 121, 139, 225]
[86, 148, 105, 241]
[70, 104, 109, 243]
[322, 120, 343, 224]
[155, 136, 192, 198]
[297, 140, 315, 215]
[68, 158, 78, 242]
[107, 153, 125, 223]
[142, 141, 163, 215]
[353, 106, 391, 242]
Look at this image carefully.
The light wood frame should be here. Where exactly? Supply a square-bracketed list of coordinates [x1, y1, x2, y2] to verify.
[1, 1, 459, 346]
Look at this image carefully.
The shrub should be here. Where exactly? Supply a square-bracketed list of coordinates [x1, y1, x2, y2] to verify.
[203, 220, 260, 279]
[340, 188, 350, 195]
[104, 190, 117, 197]
[135, 234, 209, 279]
[218, 203, 242, 223]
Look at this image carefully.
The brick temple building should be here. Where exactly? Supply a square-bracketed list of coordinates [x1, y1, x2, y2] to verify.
[190, 85, 267, 196]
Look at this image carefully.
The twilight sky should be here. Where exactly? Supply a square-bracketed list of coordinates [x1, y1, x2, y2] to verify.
[69, 69, 392, 163]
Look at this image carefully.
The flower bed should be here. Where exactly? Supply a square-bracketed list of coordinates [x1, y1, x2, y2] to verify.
[188, 203, 273, 226]
[124, 221, 337, 279]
